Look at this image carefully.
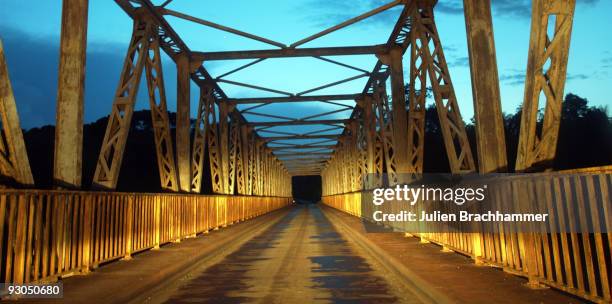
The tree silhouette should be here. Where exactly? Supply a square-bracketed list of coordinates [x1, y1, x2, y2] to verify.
[22, 93, 612, 194]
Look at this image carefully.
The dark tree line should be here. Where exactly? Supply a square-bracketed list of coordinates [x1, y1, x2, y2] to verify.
[423, 93, 612, 172]
[22, 93, 612, 194]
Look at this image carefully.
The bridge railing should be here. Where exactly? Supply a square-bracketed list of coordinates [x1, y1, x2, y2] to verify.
[322, 168, 611, 303]
[0, 190, 291, 284]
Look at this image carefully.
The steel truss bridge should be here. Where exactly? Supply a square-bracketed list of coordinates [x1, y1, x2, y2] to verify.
[0, 0, 610, 303]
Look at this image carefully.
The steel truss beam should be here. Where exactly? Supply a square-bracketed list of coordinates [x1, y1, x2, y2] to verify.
[0, 40, 34, 186]
[54, 0, 88, 189]
[270, 145, 337, 151]
[278, 154, 331, 161]
[229, 94, 361, 104]
[114, 1, 291, 197]
[227, 116, 240, 194]
[274, 152, 332, 157]
[93, 18, 155, 189]
[263, 135, 340, 141]
[93, 15, 180, 191]
[373, 80, 398, 184]
[250, 119, 348, 127]
[191, 86, 213, 193]
[145, 35, 180, 191]
[516, 0, 576, 172]
[290, 0, 402, 48]
[463, 0, 508, 173]
[411, 3, 476, 173]
[406, 7, 428, 174]
[176, 53, 191, 192]
[192, 45, 388, 61]
[218, 102, 232, 194]
[163, 9, 286, 48]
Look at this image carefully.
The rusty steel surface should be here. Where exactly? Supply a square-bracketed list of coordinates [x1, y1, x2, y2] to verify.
[103, 0, 530, 179]
[108, 0, 417, 177]
[463, 0, 508, 173]
[54, 0, 88, 189]
[0, 40, 34, 186]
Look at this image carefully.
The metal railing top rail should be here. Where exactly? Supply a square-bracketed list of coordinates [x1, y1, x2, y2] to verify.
[0, 189, 292, 199]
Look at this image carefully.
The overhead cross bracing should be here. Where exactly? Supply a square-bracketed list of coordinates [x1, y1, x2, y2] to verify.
[85, 0, 570, 188]
[108, 0, 418, 177]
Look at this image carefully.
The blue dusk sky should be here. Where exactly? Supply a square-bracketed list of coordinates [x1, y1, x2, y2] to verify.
[0, 0, 611, 130]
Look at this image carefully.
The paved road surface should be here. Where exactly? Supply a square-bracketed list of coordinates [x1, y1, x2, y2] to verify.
[157, 204, 426, 303]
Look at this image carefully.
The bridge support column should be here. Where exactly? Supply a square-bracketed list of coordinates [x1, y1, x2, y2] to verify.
[191, 86, 211, 193]
[227, 115, 239, 194]
[464, 0, 508, 173]
[360, 97, 376, 173]
[0, 41, 34, 186]
[145, 34, 179, 192]
[93, 18, 154, 189]
[357, 95, 378, 189]
[516, 0, 576, 172]
[239, 126, 252, 195]
[176, 54, 191, 192]
[373, 81, 398, 185]
[412, 4, 476, 173]
[218, 102, 233, 194]
[377, 47, 410, 176]
[54, 0, 88, 189]
[406, 12, 428, 174]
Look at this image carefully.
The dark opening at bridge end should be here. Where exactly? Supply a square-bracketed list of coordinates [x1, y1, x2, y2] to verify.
[292, 175, 322, 203]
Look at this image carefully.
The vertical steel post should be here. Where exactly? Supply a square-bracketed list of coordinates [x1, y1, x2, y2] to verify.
[218, 102, 231, 194]
[240, 125, 251, 195]
[406, 9, 428, 174]
[93, 18, 153, 189]
[516, 0, 576, 172]
[378, 47, 411, 175]
[464, 0, 508, 173]
[54, 0, 89, 188]
[0, 40, 34, 186]
[176, 53, 191, 192]
[145, 34, 179, 191]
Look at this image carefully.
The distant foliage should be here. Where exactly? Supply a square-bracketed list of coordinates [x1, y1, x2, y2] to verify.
[21, 94, 612, 192]
[422, 93, 612, 172]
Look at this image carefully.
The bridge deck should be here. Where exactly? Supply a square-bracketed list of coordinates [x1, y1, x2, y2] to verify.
[24, 205, 581, 304]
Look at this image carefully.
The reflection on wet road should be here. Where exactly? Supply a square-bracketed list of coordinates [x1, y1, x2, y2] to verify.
[163, 204, 418, 303]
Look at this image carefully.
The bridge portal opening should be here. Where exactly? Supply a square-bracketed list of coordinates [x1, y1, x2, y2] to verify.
[291, 175, 322, 203]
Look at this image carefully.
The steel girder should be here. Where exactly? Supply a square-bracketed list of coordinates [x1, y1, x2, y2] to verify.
[516, 0, 576, 172]
[413, 4, 476, 173]
[92, 18, 155, 189]
[93, 16, 180, 191]
[0, 40, 34, 186]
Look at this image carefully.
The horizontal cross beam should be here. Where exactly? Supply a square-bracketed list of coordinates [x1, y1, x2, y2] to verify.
[274, 152, 333, 157]
[270, 145, 337, 150]
[193, 45, 388, 61]
[250, 119, 348, 127]
[230, 94, 361, 104]
[263, 134, 340, 141]
[280, 155, 332, 160]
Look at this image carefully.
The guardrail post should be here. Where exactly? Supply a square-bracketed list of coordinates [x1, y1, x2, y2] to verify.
[472, 233, 484, 264]
[80, 194, 93, 273]
[523, 232, 543, 288]
[123, 195, 133, 260]
[222, 196, 228, 228]
[153, 196, 161, 249]
[13, 194, 28, 283]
